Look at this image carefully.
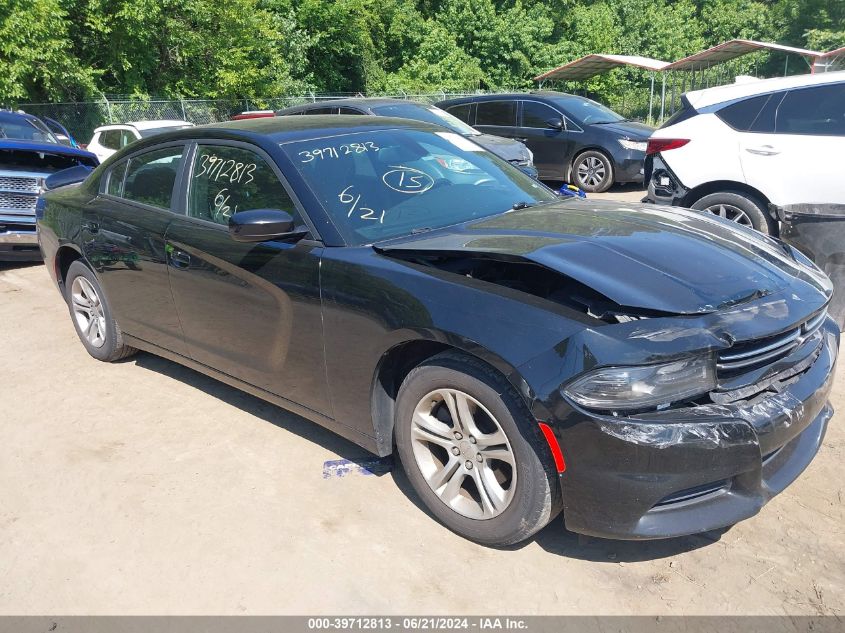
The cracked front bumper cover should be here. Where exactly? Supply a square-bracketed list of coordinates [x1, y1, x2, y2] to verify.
[556, 321, 838, 540]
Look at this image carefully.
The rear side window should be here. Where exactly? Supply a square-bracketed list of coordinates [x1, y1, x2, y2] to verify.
[476, 101, 516, 126]
[100, 130, 122, 150]
[303, 107, 335, 115]
[122, 146, 184, 209]
[107, 161, 127, 197]
[445, 103, 473, 124]
[338, 107, 364, 115]
[716, 94, 772, 131]
[188, 145, 300, 226]
[776, 84, 845, 136]
[659, 97, 698, 129]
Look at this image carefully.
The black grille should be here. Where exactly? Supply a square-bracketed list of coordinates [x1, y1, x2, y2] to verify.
[717, 309, 826, 375]
[653, 479, 731, 508]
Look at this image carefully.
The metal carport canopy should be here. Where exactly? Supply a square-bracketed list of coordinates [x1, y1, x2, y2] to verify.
[533, 55, 669, 82]
[663, 39, 823, 70]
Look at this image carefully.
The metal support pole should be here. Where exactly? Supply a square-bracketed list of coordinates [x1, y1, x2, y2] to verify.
[659, 73, 666, 122]
[648, 73, 655, 124]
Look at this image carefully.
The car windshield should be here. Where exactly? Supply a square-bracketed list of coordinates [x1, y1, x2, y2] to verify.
[137, 125, 193, 138]
[371, 104, 481, 136]
[281, 128, 557, 245]
[559, 97, 625, 125]
[0, 116, 59, 143]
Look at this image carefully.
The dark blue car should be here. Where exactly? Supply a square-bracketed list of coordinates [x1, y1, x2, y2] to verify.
[436, 92, 654, 192]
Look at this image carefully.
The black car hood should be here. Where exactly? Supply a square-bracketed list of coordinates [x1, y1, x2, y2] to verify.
[376, 200, 832, 315]
[470, 133, 530, 162]
[590, 120, 654, 139]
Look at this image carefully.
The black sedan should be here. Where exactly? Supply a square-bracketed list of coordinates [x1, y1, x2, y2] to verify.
[436, 92, 654, 192]
[278, 98, 538, 178]
[37, 116, 838, 546]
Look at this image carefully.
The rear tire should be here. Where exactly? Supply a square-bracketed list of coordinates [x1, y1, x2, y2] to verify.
[65, 260, 137, 362]
[394, 351, 562, 546]
[572, 150, 614, 193]
[690, 191, 775, 235]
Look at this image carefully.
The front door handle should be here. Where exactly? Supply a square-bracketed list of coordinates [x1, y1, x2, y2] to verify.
[169, 249, 191, 268]
[745, 145, 780, 156]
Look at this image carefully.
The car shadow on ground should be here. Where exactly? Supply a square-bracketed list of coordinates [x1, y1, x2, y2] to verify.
[131, 351, 725, 561]
[131, 351, 394, 473]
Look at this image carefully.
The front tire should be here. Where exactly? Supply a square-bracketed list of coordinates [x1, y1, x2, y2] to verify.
[65, 260, 137, 362]
[394, 351, 562, 546]
[572, 150, 614, 193]
[690, 191, 774, 235]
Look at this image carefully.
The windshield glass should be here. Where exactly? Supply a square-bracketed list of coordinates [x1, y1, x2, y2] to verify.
[560, 97, 625, 125]
[138, 125, 193, 138]
[371, 104, 480, 136]
[281, 129, 556, 245]
[0, 116, 59, 143]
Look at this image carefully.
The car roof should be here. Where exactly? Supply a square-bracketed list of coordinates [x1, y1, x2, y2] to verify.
[435, 91, 579, 106]
[685, 71, 845, 109]
[103, 115, 446, 154]
[280, 98, 428, 113]
[94, 120, 193, 133]
[0, 110, 47, 125]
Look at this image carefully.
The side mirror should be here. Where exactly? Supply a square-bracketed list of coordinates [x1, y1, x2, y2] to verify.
[545, 117, 565, 131]
[44, 165, 93, 190]
[228, 209, 305, 243]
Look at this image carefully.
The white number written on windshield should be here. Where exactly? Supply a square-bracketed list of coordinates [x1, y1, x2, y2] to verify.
[338, 185, 385, 223]
[299, 142, 379, 163]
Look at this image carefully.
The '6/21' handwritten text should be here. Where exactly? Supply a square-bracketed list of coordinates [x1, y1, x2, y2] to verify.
[338, 185, 385, 223]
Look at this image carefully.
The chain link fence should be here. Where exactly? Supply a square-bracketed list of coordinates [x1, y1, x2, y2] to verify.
[18, 92, 495, 144]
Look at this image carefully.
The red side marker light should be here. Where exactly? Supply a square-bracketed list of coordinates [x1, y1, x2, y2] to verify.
[538, 422, 566, 473]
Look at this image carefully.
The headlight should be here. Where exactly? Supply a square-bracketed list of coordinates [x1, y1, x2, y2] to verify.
[618, 139, 647, 152]
[563, 356, 716, 410]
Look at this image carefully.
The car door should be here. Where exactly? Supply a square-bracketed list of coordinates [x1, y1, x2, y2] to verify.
[739, 83, 845, 207]
[518, 100, 575, 180]
[83, 143, 189, 356]
[164, 141, 332, 416]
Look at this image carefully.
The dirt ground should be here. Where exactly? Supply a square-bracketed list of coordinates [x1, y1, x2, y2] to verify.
[1, 185, 843, 615]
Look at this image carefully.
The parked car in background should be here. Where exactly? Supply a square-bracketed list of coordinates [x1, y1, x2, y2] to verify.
[278, 98, 537, 178]
[436, 92, 653, 192]
[42, 117, 79, 147]
[645, 71, 845, 235]
[87, 120, 194, 162]
[0, 110, 98, 261]
[38, 116, 837, 546]
[231, 110, 276, 120]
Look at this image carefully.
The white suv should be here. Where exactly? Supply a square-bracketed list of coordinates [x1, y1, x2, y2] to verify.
[86, 120, 194, 163]
[645, 71, 845, 234]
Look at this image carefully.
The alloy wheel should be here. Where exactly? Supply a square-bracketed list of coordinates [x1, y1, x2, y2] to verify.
[410, 388, 517, 520]
[702, 203, 753, 226]
[576, 156, 606, 188]
[71, 276, 107, 348]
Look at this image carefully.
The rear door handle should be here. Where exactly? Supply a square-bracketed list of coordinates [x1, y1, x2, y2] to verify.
[169, 249, 191, 268]
[745, 145, 780, 156]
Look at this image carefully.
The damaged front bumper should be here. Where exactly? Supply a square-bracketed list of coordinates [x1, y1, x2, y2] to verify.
[552, 318, 838, 540]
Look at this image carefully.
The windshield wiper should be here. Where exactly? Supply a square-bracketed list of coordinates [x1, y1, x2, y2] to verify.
[512, 201, 534, 210]
[411, 227, 433, 234]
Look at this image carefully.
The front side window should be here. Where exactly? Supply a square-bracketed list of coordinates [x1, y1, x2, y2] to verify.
[120, 130, 137, 148]
[338, 107, 365, 115]
[776, 84, 845, 136]
[521, 101, 562, 128]
[188, 145, 299, 226]
[303, 107, 335, 115]
[476, 101, 517, 126]
[122, 146, 184, 209]
[281, 129, 556, 245]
